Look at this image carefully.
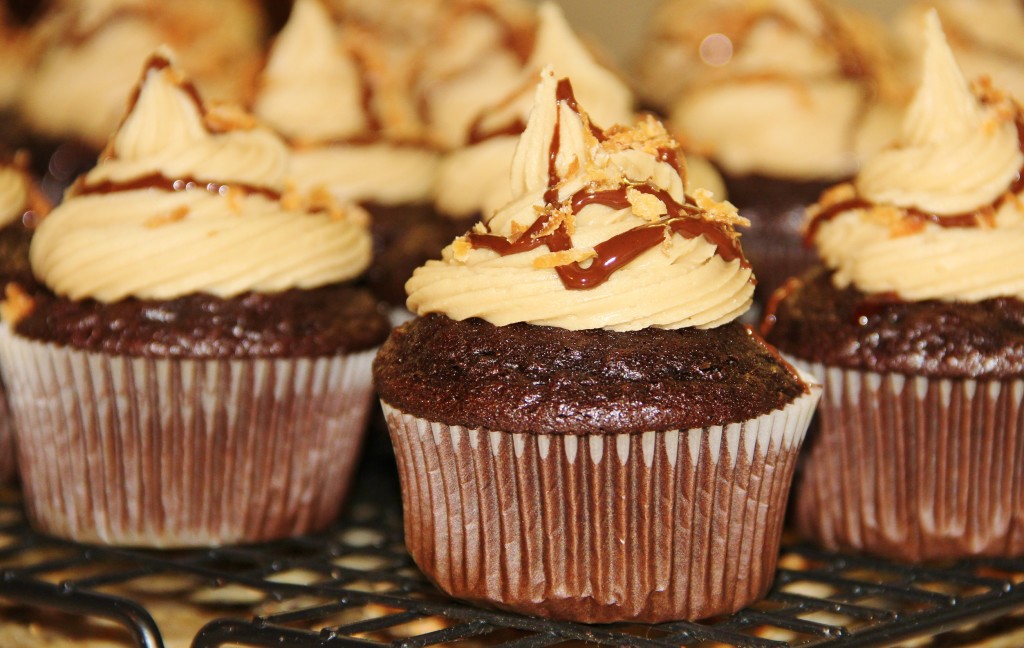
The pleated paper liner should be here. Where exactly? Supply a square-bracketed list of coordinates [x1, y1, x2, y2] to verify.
[0, 390, 14, 483]
[790, 358, 1024, 562]
[0, 324, 376, 548]
[382, 382, 821, 624]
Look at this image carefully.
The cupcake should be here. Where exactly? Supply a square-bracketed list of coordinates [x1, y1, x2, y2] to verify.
[432, 2, 635, 222]
[15, 0, 268, 200]
[374, 68, 821, 623]
[252, 0, 454, 312]
[0, 153, 49, 484]
[899, 0, 1024, 104]
[0, 51, 388, 547]
[763, 11, 1024, 562]
[634, 0, 907, 305]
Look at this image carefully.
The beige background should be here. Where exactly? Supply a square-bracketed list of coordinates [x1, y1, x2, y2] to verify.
[533, 0, 905, 66]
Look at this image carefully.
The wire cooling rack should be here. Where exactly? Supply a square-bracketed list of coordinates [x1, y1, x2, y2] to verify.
[2, 448, 1024, 648]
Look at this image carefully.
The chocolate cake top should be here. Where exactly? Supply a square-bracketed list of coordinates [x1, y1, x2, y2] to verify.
[408, 68, 754, 332]
[763, 268, 1024, 379]
[375, 313, 807, 434]
[13, 283, 389, 358]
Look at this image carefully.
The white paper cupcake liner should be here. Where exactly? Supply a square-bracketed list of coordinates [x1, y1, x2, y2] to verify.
[789, 358, 1024, 561]
[0, 324, 376, 548]
[381, 380, 820, 623]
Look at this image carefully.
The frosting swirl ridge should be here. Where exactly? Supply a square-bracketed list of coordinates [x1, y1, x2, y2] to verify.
[408, 69, 754, 331]
[31, 52, 372, 303]
[811, 12, 1024, 303]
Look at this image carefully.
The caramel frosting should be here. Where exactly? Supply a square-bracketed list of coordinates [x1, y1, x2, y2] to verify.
[18, 0, 266, 148]
[433, 2, 635, 219]
[30, 53, 372, 303]
[809, 11, 1024, 303]
[253, 0, 438, 206]
[408, 69, 754, 331]
[646, 0, 906, 180]
[0, 163, 29, 228]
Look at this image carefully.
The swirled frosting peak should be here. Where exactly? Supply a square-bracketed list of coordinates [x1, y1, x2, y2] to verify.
[408, 68, 754, 331]
[809, 11, 1024, 303]
[252, 0, 438, 206]
[855, 10, 1023, 215]
[31, 52, 372, 303]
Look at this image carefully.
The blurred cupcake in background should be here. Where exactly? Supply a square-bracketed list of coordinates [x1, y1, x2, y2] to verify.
[253, 0, 456, 313]
[16, 0, 268, 201]
[899, 0, 1024, 103]
[0, 152, 50, 485]
[0, 51, 387, 547]
[763, 11, 1024, 561]
[634, 0, 908, 307]
[433, 2, 725, 226]
[0, 4, 41, 152]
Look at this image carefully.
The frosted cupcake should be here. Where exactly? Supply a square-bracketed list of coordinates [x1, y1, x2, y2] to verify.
[253, 0, 455, 310]
[0, 154, 50, 484]
[375, 68, 820, 623]
[635, 0, 907, 304]
[434, 3, 725, 226]
[16, 0, 267, 198]
[0, 52, 387, 547]
[763, 12, 1024, 561]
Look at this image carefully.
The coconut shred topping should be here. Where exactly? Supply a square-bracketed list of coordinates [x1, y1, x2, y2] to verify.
[253, 0, 437, 206]
[407, 69, 754, 331]
[808, 11, 1024, 303]
[30, 52, 372, 303]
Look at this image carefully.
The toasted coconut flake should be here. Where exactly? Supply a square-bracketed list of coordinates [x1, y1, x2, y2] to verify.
[145, 205, 190, 228]
[693, 188, 747, 229]
[205, 102, 259, 132]
[451, 236, 473, 262]
[627, 187, 667, 222]
[533, 247, 595, 269]
[1, 283, 34, 324]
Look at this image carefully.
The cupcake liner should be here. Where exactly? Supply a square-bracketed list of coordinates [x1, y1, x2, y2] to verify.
[0, 324, 376, 548]
[381, 382, 820, 623]
[789, 358, 1024, 562]
[0, 388, 14, 484]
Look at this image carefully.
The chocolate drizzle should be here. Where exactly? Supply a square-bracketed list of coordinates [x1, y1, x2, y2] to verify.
[74, 174, 280, 201]
[468, 78, 749, 291]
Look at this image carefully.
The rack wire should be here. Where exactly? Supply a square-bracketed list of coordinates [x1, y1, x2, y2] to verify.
[2, 456, 1024, 648]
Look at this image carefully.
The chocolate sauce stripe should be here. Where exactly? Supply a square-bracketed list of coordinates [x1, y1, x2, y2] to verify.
[73, 174, 281, 202]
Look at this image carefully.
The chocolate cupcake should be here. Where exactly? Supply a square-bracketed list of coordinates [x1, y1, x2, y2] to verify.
[763, 12, 1024, 562]
[0, 154, 49, 484]
[0, 52, 388, 547]
[375, 69, 820, 623]
[634, 0, 907, 306]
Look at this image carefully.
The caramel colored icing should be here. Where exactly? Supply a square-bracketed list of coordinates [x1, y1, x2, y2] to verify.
[408, 69, 754, 331]
[31, 52, 372, 303]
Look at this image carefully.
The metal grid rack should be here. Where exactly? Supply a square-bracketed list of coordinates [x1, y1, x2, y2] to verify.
[2, 459, 1024, 648]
